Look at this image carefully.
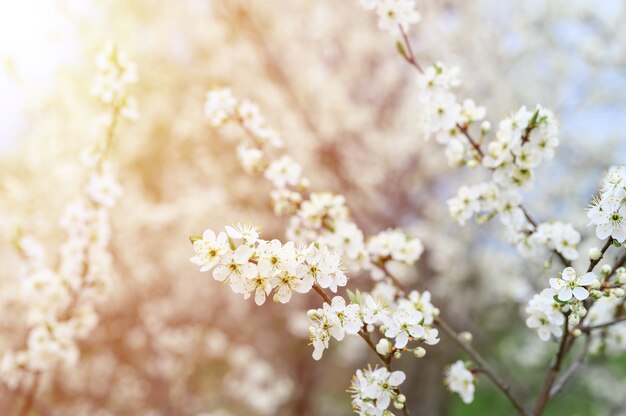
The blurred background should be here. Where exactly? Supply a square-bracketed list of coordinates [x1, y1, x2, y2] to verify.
[1, 0, 626, 414]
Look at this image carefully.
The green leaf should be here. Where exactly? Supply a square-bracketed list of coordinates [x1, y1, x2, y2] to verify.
[396, 41, 407, 59]
[528, 108, 540, 128]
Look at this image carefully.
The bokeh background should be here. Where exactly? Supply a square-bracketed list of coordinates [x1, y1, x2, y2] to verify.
[1, 0, 626, 414]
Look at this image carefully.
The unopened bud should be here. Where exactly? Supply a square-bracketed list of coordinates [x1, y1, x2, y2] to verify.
[480, 121, 491, 132]
[467, 159, 478, 168]
[576, 307, 587, 318]
[568, 314, 580, 326]
[572, 329, 582, 337]
[591, 290, 603, 299]
[413, 347, 426, 358]
[394, 351, 402, 360]
[601, 264, 613, 276]
[376, 339, 392, 355]
[432, 308, 440, 317]
[397, 394, 406, 404]
[307, 309, 317, 319]
[591, 280, 601, 290]
[459, 332, 473, 344]
[613, 288, 625, 298]
[394, 401, 404, 410]
[588, 247, 602, 261]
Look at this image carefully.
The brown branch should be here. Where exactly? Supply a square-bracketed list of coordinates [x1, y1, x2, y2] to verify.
[457, 123, 484, 159]
[377, 263, 527, 415]
[436, 317, 528, 415]
[549, 335, 591, 398]
[532, 316, 571, 415]
[311, 283, 410, 413]
[582, 316, 626, 333]
[17, 374, 40, 416]
[399, 26, 423, 73]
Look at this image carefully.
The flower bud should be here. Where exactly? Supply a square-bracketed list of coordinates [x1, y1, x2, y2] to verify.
[413, 347, 426, 358]
[467, 159, 478, 168]
[572, 329, 582, 337]
[568, 314, 580, 326]
[397, 394, 406, 404]
[394, 351, 402, 360]
[459, 332, 473, 343]
[376, 338, 392, 355]
[591, 280, 601, 290]
[307, 309, 318, 319]
[481, 120, 491, 132]
[618, 268, 626, 284]
[576, 307, 587, 318]
[367, 324, 375, 333]
[591, 289, 603, 299]
[588, 247, 602, 261]
[393, 401, 405, 410]
[601, 264, 612, 276]
[432, 308, 440, 317]
[612, 288, 625, 298]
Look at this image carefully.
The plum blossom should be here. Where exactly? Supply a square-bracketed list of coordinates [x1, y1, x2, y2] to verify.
[549, 267, 597, 302]
[445, 361, 475, 404]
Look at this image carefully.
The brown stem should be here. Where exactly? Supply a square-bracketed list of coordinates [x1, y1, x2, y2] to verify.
[311, 283, 409, 413]
[436, 318, 528, 416]
[549, 335, 591, 398]
[532, 317, 571, 415]
[582, 316, 626, 333]
[17, 374, 40, 416]
[377, 263, 527, 415]
[399, 26, 423, 73]
[457, 123, 484, 159]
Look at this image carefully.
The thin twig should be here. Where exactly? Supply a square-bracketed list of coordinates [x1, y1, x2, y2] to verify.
[533, 317, 571, 415]
[399, 26, 423, 73]
[436, 317, 528, 416]
[17, 374, 40, 416]
[377, 263, 528, 415]
[549, 335, 591, 398]
[581, 316, 626, 333]
[311, 283, 410, 414]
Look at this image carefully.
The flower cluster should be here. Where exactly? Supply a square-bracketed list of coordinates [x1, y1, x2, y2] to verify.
[349, 366, 407, 415]
[190, 225, 348, 305]
[519, 222, 581, 261]
[1, 45, 136, 388]
[526, 267, 600, 341]
[203, 89, 425, 276]
[366, 228, 424, 266]
[308, 296, 362, 360]
[91, 42, 138, 120]
[588, 165, 626, 242]
[415, 62, 469, 150]
[358, 0, 420, 36]
[445, 104, 577, 260]
[525, 289, 566, 342]
[444, 361, 476, 404]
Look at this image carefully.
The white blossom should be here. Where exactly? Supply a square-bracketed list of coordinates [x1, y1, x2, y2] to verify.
[445, 361, 475, 404]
